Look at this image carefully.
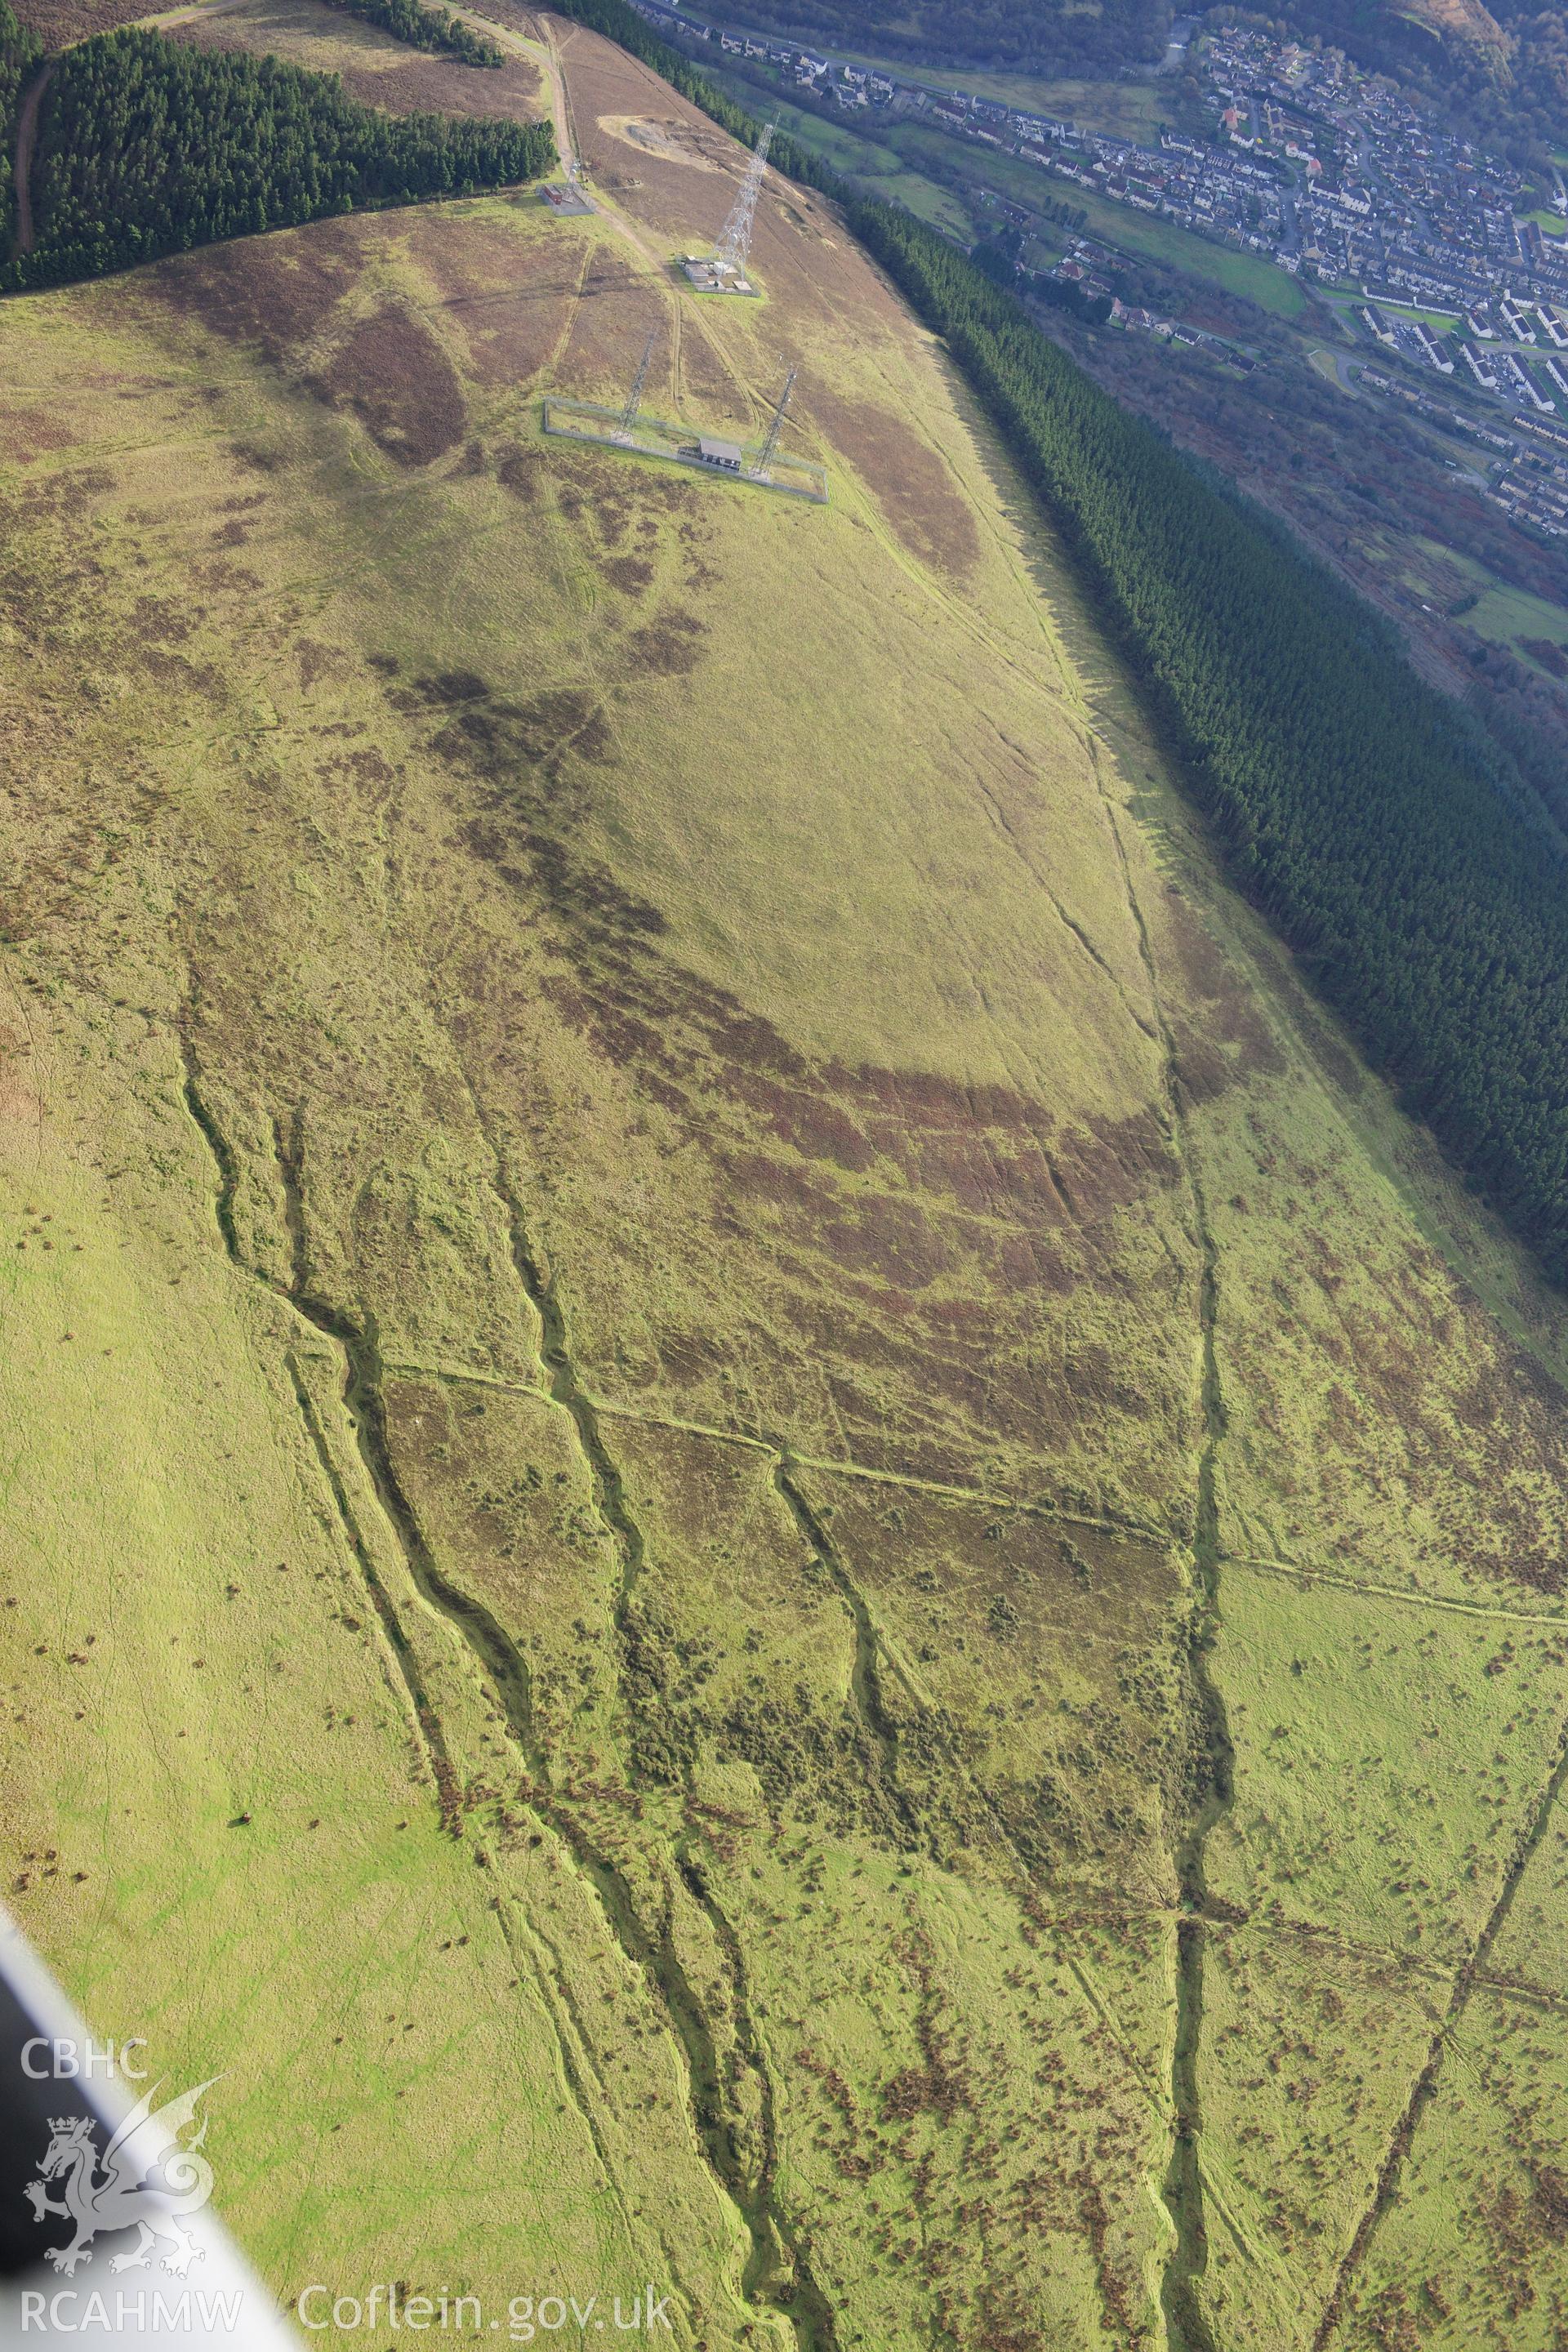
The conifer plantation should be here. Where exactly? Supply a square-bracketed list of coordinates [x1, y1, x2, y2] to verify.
[0, 0, 42, 252]
[2, 24, 550, 290]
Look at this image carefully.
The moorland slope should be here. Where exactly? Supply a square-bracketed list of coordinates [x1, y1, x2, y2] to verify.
[4, 11, 1568, 2348]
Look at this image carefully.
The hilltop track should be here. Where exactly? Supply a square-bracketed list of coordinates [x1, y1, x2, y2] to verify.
[9, 60, 50, 256]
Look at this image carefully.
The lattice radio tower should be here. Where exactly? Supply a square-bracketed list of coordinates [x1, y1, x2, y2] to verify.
[615, 326, 658, 443]
[751, 366, 797, 481]
[711, 119, 774, 272]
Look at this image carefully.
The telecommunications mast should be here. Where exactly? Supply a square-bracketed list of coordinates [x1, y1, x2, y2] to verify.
[615, 326, 658, 443]
[713, 118, 774, 274]
[683, 121, 775, 289]
[750, 366, 797, 483]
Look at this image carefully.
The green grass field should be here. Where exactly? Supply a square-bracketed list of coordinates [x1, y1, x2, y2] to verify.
[1062, 184, 1308, 314]
[1325, 290, 1462, 332]
[4, 7, 1568, 2348]
[1444, 568, 1568, 666]
[1472, 580, 1568, 643]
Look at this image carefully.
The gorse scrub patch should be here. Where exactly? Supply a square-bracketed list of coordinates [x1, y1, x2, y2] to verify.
[319, 0, 504, 69]
[2, 29, 552, 291]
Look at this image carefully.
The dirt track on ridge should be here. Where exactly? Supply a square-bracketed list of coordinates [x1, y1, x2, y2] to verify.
[11, 61, 51, 256]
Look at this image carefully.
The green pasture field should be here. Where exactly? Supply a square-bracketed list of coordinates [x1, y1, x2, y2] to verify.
[1340, 293, 1463, 332]
[1468, 577, 1568, 650]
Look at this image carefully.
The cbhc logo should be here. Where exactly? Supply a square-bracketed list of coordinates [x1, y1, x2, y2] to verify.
[20, 2039, 147, 2080]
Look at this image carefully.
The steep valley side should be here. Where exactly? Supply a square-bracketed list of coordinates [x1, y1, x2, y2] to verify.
[3, 17, 1568, 2346]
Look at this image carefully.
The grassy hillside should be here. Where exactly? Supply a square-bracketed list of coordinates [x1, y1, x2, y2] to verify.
[4, 9, 1568, 2347]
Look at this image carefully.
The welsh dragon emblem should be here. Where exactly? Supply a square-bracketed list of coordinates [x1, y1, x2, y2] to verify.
[24, 2078, 219, 2278]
